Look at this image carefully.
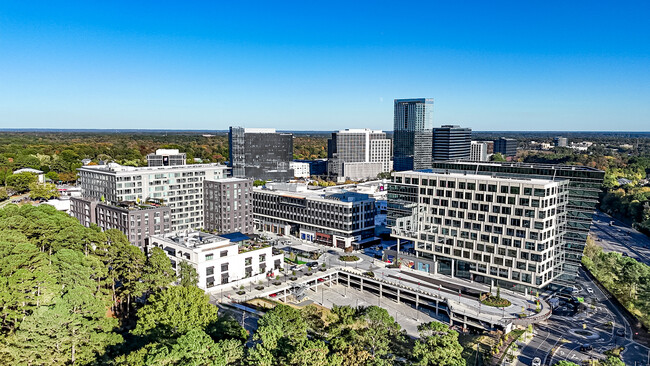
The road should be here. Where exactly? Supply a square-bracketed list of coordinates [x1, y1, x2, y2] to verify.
[590, 210, 650, 265]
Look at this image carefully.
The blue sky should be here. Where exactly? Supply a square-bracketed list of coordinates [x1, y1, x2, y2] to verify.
[1, 1, 649, 131]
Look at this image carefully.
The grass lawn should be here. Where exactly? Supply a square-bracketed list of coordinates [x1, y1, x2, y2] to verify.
[284, 257, 307, 265]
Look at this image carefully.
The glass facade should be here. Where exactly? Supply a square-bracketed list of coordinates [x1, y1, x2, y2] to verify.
[393, 98, 434, 171]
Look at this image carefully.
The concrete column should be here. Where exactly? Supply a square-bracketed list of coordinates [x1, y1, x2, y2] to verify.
[415, 293, 419, 309]
[396, 238, 400, 260]
[433, 260, 438, 275]
[379, 283, 383, 299]
[360, 277, 364, 290]
[397, 288, 400, 304]
[435, 300, 439, 315]
[451, 258, 455, 278]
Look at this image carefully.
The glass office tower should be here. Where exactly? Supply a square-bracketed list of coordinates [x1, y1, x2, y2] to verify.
[432, 125, 472, 161]
[429, 161, 605, 286]
[393, 98, 434, 171]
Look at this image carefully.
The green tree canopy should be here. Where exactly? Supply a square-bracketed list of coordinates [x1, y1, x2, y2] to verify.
[412, 322, 465, 366]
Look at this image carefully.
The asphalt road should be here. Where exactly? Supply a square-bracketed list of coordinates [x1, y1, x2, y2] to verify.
[517, 268, 649, 366]
[590, 210, 650, 265]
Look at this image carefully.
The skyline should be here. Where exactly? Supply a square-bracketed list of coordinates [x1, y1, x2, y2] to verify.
[1, 1, 649, 131]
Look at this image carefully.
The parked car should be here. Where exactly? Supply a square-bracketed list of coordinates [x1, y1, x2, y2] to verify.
[622, 252, 629, 257]
[580, 344, 593, 352]
[306, 262, 319, 267]
[586, 287, 594, 294]
[269, 293, 278, 298]
[532, 357, 541, 366]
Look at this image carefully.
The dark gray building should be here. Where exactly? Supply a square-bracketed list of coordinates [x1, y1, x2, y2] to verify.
[429, 161, 605, 286]
[147, 149, 187, 166]
[432, 125, 471, 161]
[493, 137, 518, 157]
[229, 127, 294, 181]
[70, 197, 171, 248]
[203, 178, 253, 234]
[327, 129, 392, 180]
[393, 98, 434, 171]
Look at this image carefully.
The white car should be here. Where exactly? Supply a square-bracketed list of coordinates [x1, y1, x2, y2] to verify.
[587, 287, 594, 294]
[532, 357, 541, 366]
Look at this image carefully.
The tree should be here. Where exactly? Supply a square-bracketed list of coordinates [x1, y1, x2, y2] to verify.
[357, 306, 401, 360]
[140, 329, 244, 366]
[206, 313, 248, 342]
[6, 172, 37, 193]
[0, 187, 8, 201]
[178, 261, 199, 288]
[602, 357, 625, 366]
[252, 304, 308, 363]
[491, 153, 506, 162]
[554, 362, 579, 366]
[412, 322, 465, 366]
[132, 285, 219, 340]
[253, 179, 266, 187]
[28, 182, 60, 200]
[142, 247, 176, 293]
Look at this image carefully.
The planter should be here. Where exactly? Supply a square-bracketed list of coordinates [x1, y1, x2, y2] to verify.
[255, 286, 265, 291]
[319, 268, 326, 272]
[305, 272, 313, 276]
[273, 281, 281, 286]
[290, 277, 297, 281]
[236, 291, 246, 295]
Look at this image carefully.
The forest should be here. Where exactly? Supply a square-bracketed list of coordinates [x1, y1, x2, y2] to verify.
[0, 204, 465, 366]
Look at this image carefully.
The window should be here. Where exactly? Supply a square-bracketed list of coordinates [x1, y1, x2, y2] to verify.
[206, 266, 214, 276]
[205, 254, 214, 261]
[221, 263, 229, 272]
[245, 257, 252, 266]
[220, 250, 228, 257]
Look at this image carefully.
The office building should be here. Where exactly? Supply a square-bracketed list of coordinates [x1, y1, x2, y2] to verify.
[432, 125, 471, 161]
[77, 160, 228, 232]
[469, 141, 489, 162]
[393, 98, 434, 171]
[554, 136, 568, 147]
[494, 138, 518, 157]
[229, 127, 294, 181]
[253, 183, 377, 248]
[289, 161, 311, 178]
[70, 197, 171, 247]
[328, 129, 392, 180]
[429, 161, 605, 285]
[148, 231, 284, 291]
[294, 159, 328, 177]
[147, 149, 187, 167]
[203, 178, 253, 234]
[388, 170, 568, 292]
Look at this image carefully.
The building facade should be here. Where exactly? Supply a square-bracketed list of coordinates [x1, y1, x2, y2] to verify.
[148, 231, 284, 291]
[203, 178, 253, 234]
[432, 125, 471, 161]
[393, 98, 434, 171]
[147, 149, 187, 167]
[289, 161, 311, 178]
[77, 161, 228, 232]
[253, 183, 376, 248]
[494, 138, 518, 157]
[70, 196, 171, 247]
[327, 129, 392, 179]
[388, 170, 568, 292]
[470, 141, 489, 162]
[554, 137, 568, 147]
[229, 127, 294, 181]
[429, 161, 605, 285]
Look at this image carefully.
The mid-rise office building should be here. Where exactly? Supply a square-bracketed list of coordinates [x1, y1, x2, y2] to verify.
[149, 231, 284, 291]
[289, 161, 311, 178]
[328, 129, 392, 180]
[203, 178, 253, 234]
[229, 127, 294, 181]
[147, 149, 187, 167]
[388, 170, 568, 292]
[294, 159, 328, 177]
[253, 183, 376, 248]
[429, 161, 605, 285]
[494, 138, 518, 157]
[432, 125, 471, 161]
[469, 141, 489, 162]
[554, 136, 568, 147]
[77, 160, 228, 232]
[393, 98, 434, 171]
[70, 197, 171, 247]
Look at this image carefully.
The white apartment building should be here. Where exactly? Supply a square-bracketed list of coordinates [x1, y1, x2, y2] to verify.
[78, 161, 228, 232]
[149, 231, 284, 291]
[388, 171, 568, 292]
[469, 141, 489, 161]
[289, 161, 311, 178]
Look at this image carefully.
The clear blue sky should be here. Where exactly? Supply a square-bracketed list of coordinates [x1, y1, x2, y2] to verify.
[1, 1, 649, 131]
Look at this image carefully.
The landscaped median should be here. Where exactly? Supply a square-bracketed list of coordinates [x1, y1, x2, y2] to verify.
[338, 255, 360, 262]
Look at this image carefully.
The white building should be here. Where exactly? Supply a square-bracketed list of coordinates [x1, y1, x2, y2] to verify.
[469, 141, 489, 161]
[13, 168, 45, 183]
[289, 161, 311, 178]
[327, 129, 392, 180]
[148, 231, 284, 291]
[388, 171, 568, 291]
[77, 160, 228, 232]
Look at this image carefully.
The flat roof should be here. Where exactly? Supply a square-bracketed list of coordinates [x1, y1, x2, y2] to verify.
[396, 170, 560, 186]
[205, 177, 251, 183]
[78, 162, 227, 173]
[255, 186, 374, 202]
[433, 160, 604, 172]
